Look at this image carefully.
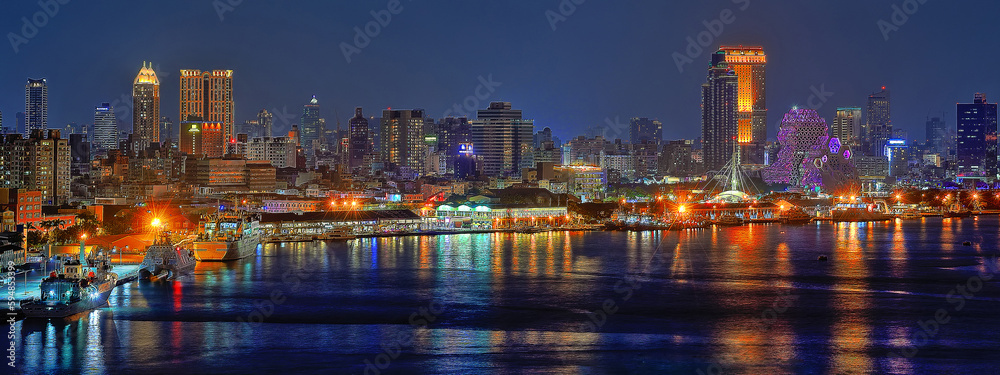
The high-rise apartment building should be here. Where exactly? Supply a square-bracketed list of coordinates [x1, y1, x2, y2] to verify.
[300, 96, 322, 162]
[25, 78, 48, 136]
[925, 116, 947, 155]
[93, 103, 118, 151]
[957, 93, 999, 181]
[179, 69, 234, 144]
[133, 62, 161, 152]
[380, 109, 426, 174]
[701, 53, 739, 171]
[629, 117, 663, 145]
[470, 102, 535, 178]
[258, 109, 273, 138]
[26, 129, 71, 204]
[865, 87, 892, 155]
[832, 107, 863, 147]
[348, 107, 370, 169]
[717, 46, 766, 164]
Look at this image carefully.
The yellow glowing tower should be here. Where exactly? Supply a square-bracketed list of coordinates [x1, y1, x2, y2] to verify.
[718, 46, 766, 164]
[133, 62, 160, 152]
[179, 69, 235, 145]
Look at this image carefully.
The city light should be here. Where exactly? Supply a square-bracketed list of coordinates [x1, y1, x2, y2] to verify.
[151, 218, 162, 228]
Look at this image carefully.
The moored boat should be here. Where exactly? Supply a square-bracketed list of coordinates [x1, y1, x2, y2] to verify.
[20, 242, 118, 319]
[191, 211, 262, 261]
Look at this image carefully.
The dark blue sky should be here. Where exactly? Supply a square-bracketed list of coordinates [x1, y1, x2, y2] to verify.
[2, 0, 998, 142]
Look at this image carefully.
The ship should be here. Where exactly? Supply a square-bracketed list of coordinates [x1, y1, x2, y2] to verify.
[314, 227, 357, 241]
[715, 215, 744, 226]
[830, 203, 891, 222]
[191, 211, 262, 261]
[781, 208, 813, 224]
[139, 233, 197, 280]
[20, 242, 119, 319]
[943, 202, 972, 218]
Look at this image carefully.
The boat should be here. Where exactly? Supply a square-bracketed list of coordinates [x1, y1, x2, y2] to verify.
[830, 203, 891, 222]
[943, 202, 972, 218]
[315, 227, 357, 241]
[191, 211, 262, 261]
[20, 242, 119, 319]
[715, 215, 744, 226]
[897, 211, 921, 220]
[782, 208, 813, 224]
[139, 233, 197, 280]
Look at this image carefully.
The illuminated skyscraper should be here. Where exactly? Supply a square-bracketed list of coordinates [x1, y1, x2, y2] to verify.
[925, 116, 947, 155]
[349, 107, 370, 169]
[832, 107, 863, 147]
[25, 78, 48, 136]
[132, 62, 161, 152]
[471, 102, 535, 178]
[93, 103, 118, 151]
[380, 109, 426, 174]
[179, 69, 234, 144]
[701, 54, 739, 171]
[717, 46, 766, 164]
[257, 109, 273, 138]
[300, 96, 322, 161]
[957, 93, 998, 181]
[865, 87, 891, 155]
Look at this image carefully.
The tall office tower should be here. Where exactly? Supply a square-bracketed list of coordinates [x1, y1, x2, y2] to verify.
[957, 93, 998, 181]
[69, 133, 91, 177]
[26, 129, 71, 205]
[832, 107, 863, 147]
[300, 96, 322, 161]
[93, 103, 119, 151]
[132, 62, 161, 152]
[0, 134, 27, 188]
[257, 109, 273, 138]
[701, 53, 739, 171]
[470, 102, 535, 178]
[629, 117, 663, 145]
[25, 78, 48, 136]
[925, 116, 947, 155]
[179, 69, 234, 144]
[160, 117, 174, 143]
[380, 109, 426, 174]
[762, 108, 830, 186]
[865, 87, 891, 155]
[16, 112, 25, 135]
[348, 107, 370, 169]
[717, 46, 767, 164]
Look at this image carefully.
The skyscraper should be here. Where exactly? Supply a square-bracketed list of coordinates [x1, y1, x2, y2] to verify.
[179, 69, 234, 144]
[26, 129, 71, 205]
[957, 93, 998, 181]
[133, 62, 161, 152]
[718, 46, 767, 164]
[300, 96, 322, 161]
[470, 102, 535, 178]
[380, 109, 426, 174]
[701, 52, 739, 171]
[629, 117, 663, 144]
[93, 103, 118, 151]
[349, 107, 370, 169]
[832, 107, 863, 147]
[257, 109, 273, 138]
[25, 78, 48, 136]
[925, 116, 947, 155]
[865, 87, 891, 155]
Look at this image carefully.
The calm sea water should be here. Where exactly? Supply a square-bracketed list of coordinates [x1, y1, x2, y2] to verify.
[13, 216, 1000, 374]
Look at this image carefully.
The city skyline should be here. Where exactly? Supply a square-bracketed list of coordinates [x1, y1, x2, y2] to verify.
[2, 1, 999, 143]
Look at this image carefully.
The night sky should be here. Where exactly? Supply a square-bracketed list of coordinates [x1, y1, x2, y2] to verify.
[2, 0, 998, 142]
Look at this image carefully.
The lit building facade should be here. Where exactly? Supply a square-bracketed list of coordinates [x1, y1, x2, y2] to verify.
[258, 109, 273, 138]
[179, 121, 225, 157]
[957, 93, 999, 181]
[718, 46, 766, 164]
[26, 130, 71, 205]
[247, 136, 296, 169]
[865, 87, 891, 156]
[25, 78, 47, 136]
[132, 62, 161, 152]
[300, 96, 322, 162]
[701, 53, 739, 171]
[832, 107, 862, 147]
[349, 107, 370, 170]
[629, 117, 662, 145]
[380, 109, 426, 175]
[471, 102, 535, 178]
[179, 69, 234, 143]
